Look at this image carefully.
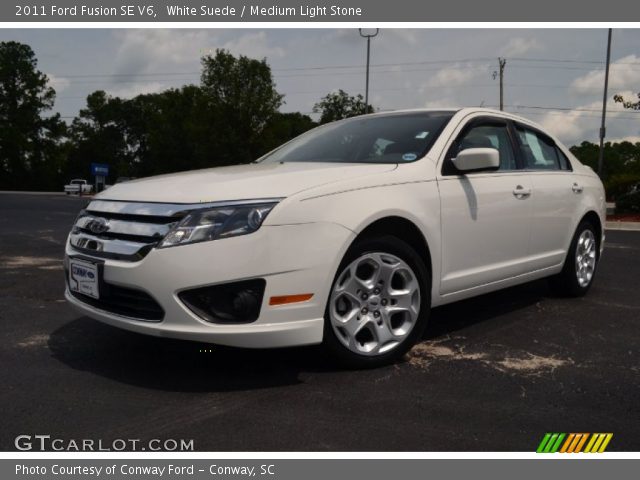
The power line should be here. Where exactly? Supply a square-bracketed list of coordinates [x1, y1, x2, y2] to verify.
[507, 104, 640, 114]
[50, 65, 495, 85]
[46, 57, 640, 82]
[46, 56, 640, 80]
[52, 82, 619, 99]
[506, 110, 640, 121]
[509, 56, 640, 66]
[47, 58, 497, 79]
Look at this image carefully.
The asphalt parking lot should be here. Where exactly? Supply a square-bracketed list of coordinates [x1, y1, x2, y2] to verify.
[1, 192, 639, 451]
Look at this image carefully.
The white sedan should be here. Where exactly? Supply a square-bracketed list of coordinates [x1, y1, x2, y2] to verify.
[64, 108, 606, 367]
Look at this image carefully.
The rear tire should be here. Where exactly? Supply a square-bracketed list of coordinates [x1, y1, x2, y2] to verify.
[323, 235, 431, 369]
[549, 220, 599, 297]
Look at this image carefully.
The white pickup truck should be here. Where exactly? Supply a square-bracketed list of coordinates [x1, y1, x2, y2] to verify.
[64, 179, 93, 195]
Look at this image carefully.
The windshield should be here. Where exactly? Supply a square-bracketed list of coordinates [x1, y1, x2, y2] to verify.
[259, 111, 455, 164]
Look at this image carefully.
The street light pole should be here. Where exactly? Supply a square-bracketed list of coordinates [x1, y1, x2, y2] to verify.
[598, 28, 613, 178]
[498, 57, 506, 111]
[358, 28, 379, 111]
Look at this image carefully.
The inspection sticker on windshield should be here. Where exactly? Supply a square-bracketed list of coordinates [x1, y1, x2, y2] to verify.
[69, 258, 99, 299]
[402, 153, 417, 161]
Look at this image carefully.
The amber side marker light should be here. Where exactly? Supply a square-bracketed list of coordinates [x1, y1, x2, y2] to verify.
[269, 293, 314, 306]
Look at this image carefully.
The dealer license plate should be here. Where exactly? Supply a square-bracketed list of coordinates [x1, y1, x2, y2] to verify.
[68, 258, 99, 299]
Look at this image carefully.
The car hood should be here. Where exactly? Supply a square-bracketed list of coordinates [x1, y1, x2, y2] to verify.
[96, 162, 398, 203]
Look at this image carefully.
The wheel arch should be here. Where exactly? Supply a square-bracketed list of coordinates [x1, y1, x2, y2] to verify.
[580, 210, 603, 258]
[351, 215, 433, 276]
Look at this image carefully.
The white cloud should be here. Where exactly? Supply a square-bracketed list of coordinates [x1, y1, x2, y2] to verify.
[220, 32, 285, 59]
[105, 30, 284, 101]
[47, 74, 70, 93]
[421, 65, 476, 89]
[318, 28, 368, 45]
[113, 30, 284, 75]
[113, 30, 214, 75]
[417, 63, 489, 99]
[423, 98, 461, 109]
[15, 29, 640, 134]
[500, 37, 542, 57]
[571, 55, 640, 94]
[383, 29, 419, 46]
[536, 96, 640, 145]
[608, 135, 640, 144]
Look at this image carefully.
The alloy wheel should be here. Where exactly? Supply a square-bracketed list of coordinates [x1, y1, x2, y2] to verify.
[329, 252, 421, 356]
[575, 229, 597, 288]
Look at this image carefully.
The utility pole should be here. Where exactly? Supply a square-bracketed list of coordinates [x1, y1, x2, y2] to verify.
[598, 28, 613, 178]
[359, 28, 379, 112]
[498, 57, 507, 111]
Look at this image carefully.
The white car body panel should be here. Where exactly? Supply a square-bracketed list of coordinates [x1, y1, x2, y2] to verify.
[101, 162, 397, 204]
[64, 108, 606, 348]
[437, 170, 533, 295]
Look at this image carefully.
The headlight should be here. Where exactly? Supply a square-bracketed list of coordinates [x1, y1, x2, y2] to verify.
[159, 202, 278, 248]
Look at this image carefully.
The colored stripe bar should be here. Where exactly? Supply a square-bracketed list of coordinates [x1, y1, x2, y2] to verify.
[560, 433, 575, 453]
[550, 433, 566, 453]
[574, 433, 589, 453]
[537, 433, 552, 453]
[538, 433, 613, 453]
[544, 433, 560, 453]
[567, 434, 582, 453]
[584, 433, 598, 453]
[590, 434, 606, 453]
[598, 434, 613, 453]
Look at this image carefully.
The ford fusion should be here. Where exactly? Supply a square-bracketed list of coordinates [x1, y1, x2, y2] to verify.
[64, 108, 606, 367]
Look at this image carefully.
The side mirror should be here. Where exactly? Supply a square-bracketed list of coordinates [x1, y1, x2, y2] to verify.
[451, 148, 500, 172]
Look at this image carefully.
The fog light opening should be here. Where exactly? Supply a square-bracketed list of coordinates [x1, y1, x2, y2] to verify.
[178, 279, 266, 324]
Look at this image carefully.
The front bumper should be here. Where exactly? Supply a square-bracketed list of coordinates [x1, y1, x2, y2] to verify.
[64, 222, 354, 348]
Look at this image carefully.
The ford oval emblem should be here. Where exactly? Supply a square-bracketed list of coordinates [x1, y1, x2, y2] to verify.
[87, 217, 110, 235]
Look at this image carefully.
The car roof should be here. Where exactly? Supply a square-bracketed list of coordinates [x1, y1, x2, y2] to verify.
[367, 107, 547, 134]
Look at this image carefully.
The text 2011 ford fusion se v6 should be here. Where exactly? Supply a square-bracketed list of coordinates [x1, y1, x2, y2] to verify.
[64, 108, 605, 367]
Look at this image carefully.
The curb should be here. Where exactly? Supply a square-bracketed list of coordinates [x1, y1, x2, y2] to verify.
[0, 191, 94, 198]
[0, 191, 65, 195]
[605, 221, 640, 231]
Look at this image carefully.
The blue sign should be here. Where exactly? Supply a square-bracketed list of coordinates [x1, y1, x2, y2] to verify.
[91, 163, 109, 177]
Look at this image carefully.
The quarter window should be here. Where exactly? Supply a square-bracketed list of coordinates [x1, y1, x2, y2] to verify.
[555, 146, 572, 171]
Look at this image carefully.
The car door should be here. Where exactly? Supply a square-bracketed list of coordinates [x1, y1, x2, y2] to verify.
[437, 116, 533, 295]
[513, 123, 581, 270]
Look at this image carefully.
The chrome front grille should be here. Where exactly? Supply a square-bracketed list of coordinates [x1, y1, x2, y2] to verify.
[68, 200, 189, 261]
[69, 198, 282, 261]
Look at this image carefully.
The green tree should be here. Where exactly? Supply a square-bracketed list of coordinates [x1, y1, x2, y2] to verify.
[571, 140, 640, 199]
[313, 89, 374, 124]
[199, 49, 284, 164]
[613, 93, 640, 110]
[129, 85, 206, 176]
[0, 41, 65, 189]
[258, 112, 317, 155]
[65, 91, 130, 182]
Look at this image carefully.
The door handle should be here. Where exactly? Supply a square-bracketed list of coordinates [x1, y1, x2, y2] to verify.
[572, 183, 584, 194]
[513, 185, 531, 198]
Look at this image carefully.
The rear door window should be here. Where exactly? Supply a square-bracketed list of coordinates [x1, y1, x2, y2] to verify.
[515, 126, 562, 170]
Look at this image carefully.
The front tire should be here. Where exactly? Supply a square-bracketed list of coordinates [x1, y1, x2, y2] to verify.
[323, 235, 431, 368]
[549, 220, 599, 297]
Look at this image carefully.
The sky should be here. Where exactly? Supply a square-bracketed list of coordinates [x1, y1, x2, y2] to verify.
[1, 28, 640, 146]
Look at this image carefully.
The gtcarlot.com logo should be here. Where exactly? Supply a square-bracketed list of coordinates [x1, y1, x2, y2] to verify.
[536, 433, 613, 453]
[15, 435, 194, 451]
